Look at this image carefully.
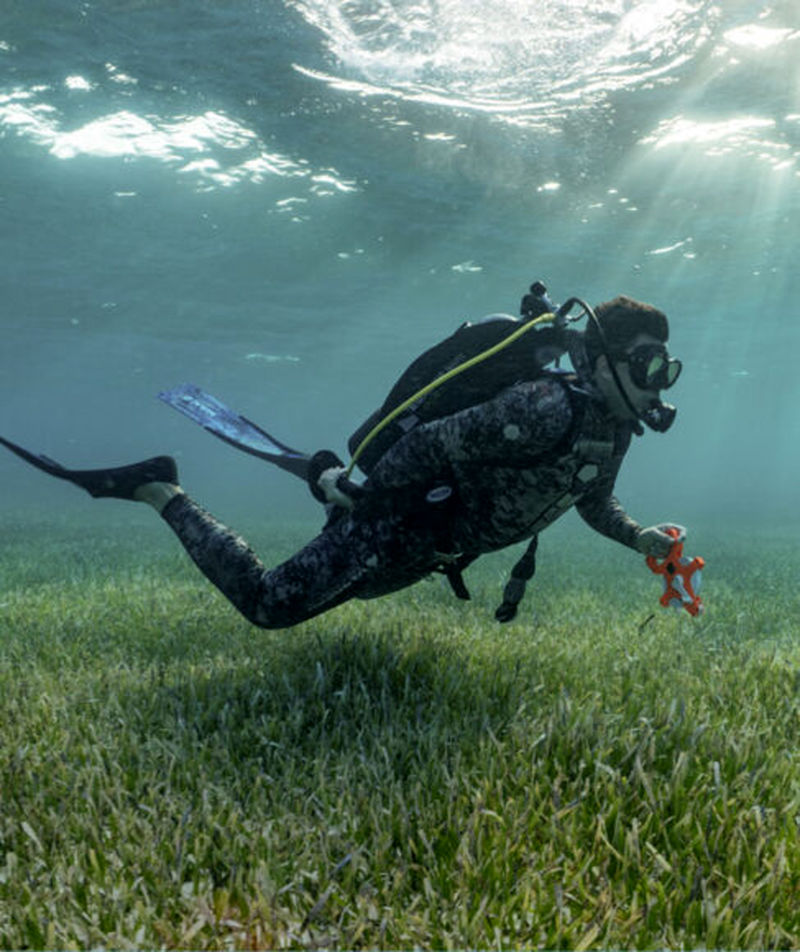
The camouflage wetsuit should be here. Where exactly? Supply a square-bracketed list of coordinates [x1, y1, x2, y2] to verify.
[161, 373, 643, 629]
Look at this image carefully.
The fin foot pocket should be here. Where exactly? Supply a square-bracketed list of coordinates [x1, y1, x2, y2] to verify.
[74, 455, 178, 499]
[0, 435, 177, 499]
[308, 450, 345, 503]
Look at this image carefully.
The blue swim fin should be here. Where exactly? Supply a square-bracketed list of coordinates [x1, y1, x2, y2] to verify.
[158, 383, 310, 480]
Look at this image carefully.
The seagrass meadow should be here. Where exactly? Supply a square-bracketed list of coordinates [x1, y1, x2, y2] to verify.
[4, 0, 800, 946]
[0, 515, 799, 949]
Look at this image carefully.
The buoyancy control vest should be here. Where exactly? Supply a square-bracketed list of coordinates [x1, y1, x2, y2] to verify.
[419, 388, 626, 621]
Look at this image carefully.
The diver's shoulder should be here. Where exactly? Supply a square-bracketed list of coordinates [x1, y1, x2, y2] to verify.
[511, 370, 577, 404]
[491, 374, 575, 428]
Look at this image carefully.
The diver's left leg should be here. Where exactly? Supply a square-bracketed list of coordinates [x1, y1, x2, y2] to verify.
[0, 433, 431, 628]
[140, 487, 371, 629]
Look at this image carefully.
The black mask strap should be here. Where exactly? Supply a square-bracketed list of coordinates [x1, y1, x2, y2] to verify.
[575, 300, 645, 433]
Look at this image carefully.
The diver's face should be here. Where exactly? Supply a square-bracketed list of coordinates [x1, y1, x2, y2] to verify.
[594, 332, 677, 422]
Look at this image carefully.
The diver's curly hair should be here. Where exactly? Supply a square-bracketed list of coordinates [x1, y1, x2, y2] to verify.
[584, 296, 669, 368]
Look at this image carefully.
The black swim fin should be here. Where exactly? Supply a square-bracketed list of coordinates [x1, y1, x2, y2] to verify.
[158, 383, 310, 480]
[0, 434, 177, 499]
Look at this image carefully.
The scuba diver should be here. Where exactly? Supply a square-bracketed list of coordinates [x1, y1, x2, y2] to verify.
[0, 285, 684, 628]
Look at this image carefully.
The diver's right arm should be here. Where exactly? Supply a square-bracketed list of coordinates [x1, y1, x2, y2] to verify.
[366, 377, 574, 492]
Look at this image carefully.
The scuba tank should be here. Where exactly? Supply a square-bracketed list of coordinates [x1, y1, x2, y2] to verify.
[348, 282, 570, 475]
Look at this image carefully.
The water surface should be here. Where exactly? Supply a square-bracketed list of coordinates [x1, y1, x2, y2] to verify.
[1, 0, 798, 538]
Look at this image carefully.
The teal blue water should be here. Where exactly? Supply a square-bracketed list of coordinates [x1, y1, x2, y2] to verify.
[1, 1, 798, 536]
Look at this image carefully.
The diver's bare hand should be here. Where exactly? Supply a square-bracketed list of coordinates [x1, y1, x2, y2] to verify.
[636, 523, 685, 558]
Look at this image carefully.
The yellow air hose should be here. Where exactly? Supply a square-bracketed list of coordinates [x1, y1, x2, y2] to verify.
[345, 311, 557, 476]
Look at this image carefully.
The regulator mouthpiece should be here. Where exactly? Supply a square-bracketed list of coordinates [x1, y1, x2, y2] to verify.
[641, 401, 677, 433]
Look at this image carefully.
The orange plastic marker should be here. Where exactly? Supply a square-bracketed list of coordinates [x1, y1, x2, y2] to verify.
[646, 526, 705, 616]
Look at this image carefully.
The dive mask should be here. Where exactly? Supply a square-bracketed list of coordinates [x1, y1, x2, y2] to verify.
[628, 345, 680, 432]
[627, 344, 681, 391]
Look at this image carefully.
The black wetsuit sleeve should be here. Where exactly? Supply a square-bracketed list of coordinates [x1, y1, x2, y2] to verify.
[574, 452, 642, 550]
[366, 378, 574, 491]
